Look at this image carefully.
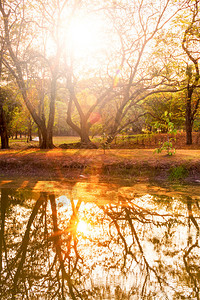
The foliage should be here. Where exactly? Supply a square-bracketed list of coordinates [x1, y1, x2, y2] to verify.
[0, 86, 22, 141]
[145, 92, 185, 132]
[181, 0, 200, 144]
[154, 112, 177, 156]
[168, 165, 188, 181]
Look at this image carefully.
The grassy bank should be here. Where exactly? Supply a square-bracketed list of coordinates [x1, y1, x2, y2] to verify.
[0, 148, 200, 183]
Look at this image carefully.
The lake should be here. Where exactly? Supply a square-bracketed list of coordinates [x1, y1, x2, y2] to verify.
[0, 179, 200, 299]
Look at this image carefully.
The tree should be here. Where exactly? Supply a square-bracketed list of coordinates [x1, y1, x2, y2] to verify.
[0, 87, 18, 149]
[0, 0, 190, 149]
[9, 105, 33, 140]
[101, 0, 188, 144]
[62, 0, 185, 147]
[144, 92, 185, 132]
[0, 0, 65, 148]
[65, 77, 112, 147]
[181, 0, 200, 144]
[62, 3, 114, 147]
[0, 88, 9, 148]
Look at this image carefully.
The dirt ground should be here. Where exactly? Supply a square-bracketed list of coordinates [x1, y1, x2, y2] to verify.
[0, 148, 200, 183]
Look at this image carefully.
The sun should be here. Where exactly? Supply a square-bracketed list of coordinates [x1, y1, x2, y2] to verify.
[46, 8, 113, 69]
[66, 13, 106, 59]
[76, 220, 89, 234]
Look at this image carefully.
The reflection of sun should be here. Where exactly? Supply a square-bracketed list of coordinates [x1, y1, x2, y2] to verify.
[77, 220, 89, 234]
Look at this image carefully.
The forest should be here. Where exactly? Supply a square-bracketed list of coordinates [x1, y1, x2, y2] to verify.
[0, 0, 200, 149]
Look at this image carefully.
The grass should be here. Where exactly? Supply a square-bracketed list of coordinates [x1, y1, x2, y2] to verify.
[8, 136, 81, 149]
[168, 165, 188, 181]
[53, 136, 80, 146]
[1, 134, 200, 184]
[0, 146, 200, 183]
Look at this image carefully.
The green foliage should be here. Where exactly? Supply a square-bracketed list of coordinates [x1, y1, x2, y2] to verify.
[168, 165, 188, 181]
[0, 86, 20, 132]
[154, 112, 177, 156]
[145, 92, 185, 132]
[155, 140, 176, 156]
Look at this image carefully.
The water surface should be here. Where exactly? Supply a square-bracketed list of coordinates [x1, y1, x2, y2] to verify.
[0, 179, 200, 299]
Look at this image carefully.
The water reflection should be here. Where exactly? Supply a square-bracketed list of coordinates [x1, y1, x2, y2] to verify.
[0, 184, 200, 299]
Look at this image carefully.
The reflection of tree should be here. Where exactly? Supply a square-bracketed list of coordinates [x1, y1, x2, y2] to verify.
[1, 188, 200, 299]
[183, 197, 200, 299]
[0, 189, 8, 279]
[12, 192, 47, 297]
[101, 201, 175, 298]
[49, 194, 82, 299]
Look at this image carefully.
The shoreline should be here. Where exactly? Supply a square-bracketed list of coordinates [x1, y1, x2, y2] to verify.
[0, 148, 200, 184]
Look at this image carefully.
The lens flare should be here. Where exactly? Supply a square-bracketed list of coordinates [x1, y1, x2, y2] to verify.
[113, 67, 121, 88]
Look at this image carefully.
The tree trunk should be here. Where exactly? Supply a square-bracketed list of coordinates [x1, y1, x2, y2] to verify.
[29, 128, 32, 141]
[0, 105, 9, 149]
[105, 105, 125, 145]
[80, 132, 96, 148]
[80, 122, 91, 143]
[28, 118, 32, 142]
[67, 101, 97, 148]
[39, 126, 54, 149]
[80, 120, 97, 148]
[185, 92, 193, 145]
[186, 117, 193, 145]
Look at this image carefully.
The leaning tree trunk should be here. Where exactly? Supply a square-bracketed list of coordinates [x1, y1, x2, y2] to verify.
[0, 104, 9, 149]
[105, 104, 125, 145]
